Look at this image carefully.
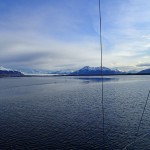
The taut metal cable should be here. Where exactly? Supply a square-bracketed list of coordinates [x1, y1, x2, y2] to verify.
[132, 90, 150, 148]
[99, 0, 105, 148]
[136, 90, 150, 137]
[122, 90, 150, 150]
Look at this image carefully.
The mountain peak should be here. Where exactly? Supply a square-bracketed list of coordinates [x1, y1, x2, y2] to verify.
[82, 66, 90, 69]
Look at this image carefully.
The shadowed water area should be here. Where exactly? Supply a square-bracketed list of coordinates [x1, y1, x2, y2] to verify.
[0, 76, 150, 149]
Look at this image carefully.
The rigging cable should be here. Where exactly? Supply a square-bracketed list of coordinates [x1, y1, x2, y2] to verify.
[99, 1, 150, 149]
[122, 90, 150, 150]
[135, 90, 150, 138]
[99, 0, 105, 148]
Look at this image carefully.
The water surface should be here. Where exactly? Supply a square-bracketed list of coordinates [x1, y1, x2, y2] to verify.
[0, 76, 150, 149]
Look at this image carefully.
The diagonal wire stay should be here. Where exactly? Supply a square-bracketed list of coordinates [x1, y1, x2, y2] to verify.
[135, 90, 150, 137]
[122, 90, 150, 150]
[99, 0, 105, 148]
[122, 133, 148, 150]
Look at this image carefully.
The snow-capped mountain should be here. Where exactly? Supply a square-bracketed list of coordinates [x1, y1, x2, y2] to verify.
[0, 66, 23, 77]
[69, 66, 124, 75]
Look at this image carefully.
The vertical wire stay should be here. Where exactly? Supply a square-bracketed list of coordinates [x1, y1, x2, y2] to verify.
[99, 0, 105, 148]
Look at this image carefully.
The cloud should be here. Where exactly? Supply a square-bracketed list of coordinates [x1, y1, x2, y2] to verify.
[99, 0, 150, 70]
[0, 29, 101, 70]
[136, 63, 150, 67]
[0, 0, 102, 70]
[1, 0, 150, 71]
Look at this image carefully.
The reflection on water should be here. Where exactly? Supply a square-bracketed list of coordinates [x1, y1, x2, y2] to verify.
[0, 76, 150, 149]
[77, 76, 118, 83]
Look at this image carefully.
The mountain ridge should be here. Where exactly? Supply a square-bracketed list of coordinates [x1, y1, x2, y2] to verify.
[0, 66, 24, 77]
[1, 66, 150, 76]
[138, 68, 150, 74]
[69, 66, 125, 75]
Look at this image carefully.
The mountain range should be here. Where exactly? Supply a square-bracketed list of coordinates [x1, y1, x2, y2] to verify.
[69, 66, 124, 75]
[16, 68, 75, 75]
[1, 66, 150, 77]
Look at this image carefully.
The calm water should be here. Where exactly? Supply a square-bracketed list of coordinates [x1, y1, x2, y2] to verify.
[0, 76, 150, 150]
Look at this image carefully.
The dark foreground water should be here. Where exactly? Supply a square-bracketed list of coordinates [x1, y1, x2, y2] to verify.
[0, 76, 150, 150]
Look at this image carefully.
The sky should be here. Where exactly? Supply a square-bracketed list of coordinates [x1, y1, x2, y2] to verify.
[0, 0, 150, 71]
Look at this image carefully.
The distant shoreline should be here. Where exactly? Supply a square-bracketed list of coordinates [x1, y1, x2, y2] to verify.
[12, 74, 150, 77]
[1, 73, 150, 78]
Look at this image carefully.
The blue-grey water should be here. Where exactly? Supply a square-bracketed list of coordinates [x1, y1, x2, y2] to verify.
[0, 76, 150, 150]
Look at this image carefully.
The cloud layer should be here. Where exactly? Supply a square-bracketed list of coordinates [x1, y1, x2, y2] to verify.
[0, 0, 150, 71]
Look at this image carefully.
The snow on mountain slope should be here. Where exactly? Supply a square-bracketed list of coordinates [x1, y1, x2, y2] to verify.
[0, 66, 12, 71]
[70, 66, 124, 75]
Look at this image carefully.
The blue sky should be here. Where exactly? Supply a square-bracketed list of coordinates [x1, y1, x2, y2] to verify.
[0, 0, 150, 71]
